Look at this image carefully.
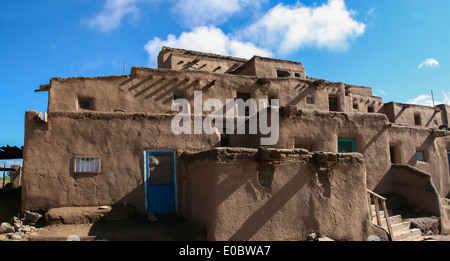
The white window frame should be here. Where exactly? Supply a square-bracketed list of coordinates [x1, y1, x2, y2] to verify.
[74, 156, 101, 174]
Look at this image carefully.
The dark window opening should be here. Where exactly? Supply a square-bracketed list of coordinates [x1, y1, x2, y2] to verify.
[294, 72, 301, 78]
[390, 146, 397, 163]
[414, 113, 422, 126]
[447, 151, 449, 175]
[353, 103, 358, 110]
[268, 96, 277, 106]
[368, 106, 375, 113]
[329, 97, 339, 112]
[277, 70, 290, 77]
[338, 139, 355, 153]
[173, 92, 184, 100]
[221, 135, 229, 147]
[416, 151, 425, 162]
[236, 93, 251, 116]
[78, 99, 93, 110]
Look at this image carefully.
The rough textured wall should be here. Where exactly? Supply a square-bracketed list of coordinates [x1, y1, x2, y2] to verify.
[384, 102, 443, 127]
[182, 148, 371, 241]
[388, 125, 450, 196]
[391, 164, 441, 215]
[22, 110, 217, 213]
[45, 66, 383, 116]
[277, 110, 392, 194]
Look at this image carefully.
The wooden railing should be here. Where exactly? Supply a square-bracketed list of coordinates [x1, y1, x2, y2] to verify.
[367, 189, 394, 240]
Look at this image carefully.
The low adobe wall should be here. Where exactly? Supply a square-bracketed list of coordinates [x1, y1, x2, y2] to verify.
[391, 164, 441, 216]
[181, 148, 372, 241]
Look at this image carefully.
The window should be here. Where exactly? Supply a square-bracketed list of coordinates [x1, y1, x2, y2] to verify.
[306, 97, 314, 104]
[78, 98, 93, 110]
[414, 113, 422, 126]
[367, 106, 375, 113]
[74, 157, 101, 173]
[236, 93, 251, 116]
[416, 151, 425, 162]
[353, 103, 358, 110]
[220, 134, 229, 147]
[277, 70, 290, 77]
[329, 96, 339, 112]
[268, 96, 278, 106]
[338, 139, 355, 153]
[390, 146, 397, 163]
[447, 151, 450, 175]
[294, 72, 301, 78]
[173, 92, 184, 101]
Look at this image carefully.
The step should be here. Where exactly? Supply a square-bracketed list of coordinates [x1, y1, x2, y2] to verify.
[372, 214, 403, 227]
[392, 228, 422, 241]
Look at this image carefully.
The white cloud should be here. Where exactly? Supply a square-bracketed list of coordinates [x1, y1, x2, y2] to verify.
[242, 0, 365, 55]
[172, 0, 267, 28]
[418, 58, 440, 69]
[144, 26, 272, 67]
[82, 0, 141, 32]
[407, 92, 450, 106]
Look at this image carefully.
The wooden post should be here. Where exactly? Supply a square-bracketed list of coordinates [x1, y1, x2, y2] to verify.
[2, 162, 5, 188]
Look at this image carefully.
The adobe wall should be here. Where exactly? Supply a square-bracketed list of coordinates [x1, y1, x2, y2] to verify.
[181, 148, 372, 241]
[391, 164, 441, 215]
[276, 110, 392, 194]
[388, 124, 450, 197]
[22, 110, 218, 213]
[45, 67, 382, 115]
[383, 102, 443, 128]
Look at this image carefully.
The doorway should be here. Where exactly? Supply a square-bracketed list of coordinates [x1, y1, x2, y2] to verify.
[145, 150, 177, 215]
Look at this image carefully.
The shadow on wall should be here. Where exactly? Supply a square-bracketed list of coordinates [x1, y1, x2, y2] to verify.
[391, 164, 441, 216]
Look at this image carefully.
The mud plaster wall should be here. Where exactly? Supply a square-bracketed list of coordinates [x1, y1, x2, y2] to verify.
[384, 102, 443, 127]
[391, 164, 441, 215]
[22, 110, 218, 213]
[182, 148, 371, 241]
[276, 110, 392, 194]
[46, 67, 382, 116]
[388, 125, 450, 197]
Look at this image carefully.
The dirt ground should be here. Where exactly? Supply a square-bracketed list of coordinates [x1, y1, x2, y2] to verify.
[28, 215, 206, 241]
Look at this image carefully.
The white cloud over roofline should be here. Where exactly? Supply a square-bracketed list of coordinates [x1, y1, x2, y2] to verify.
[144, 26, 272, 67]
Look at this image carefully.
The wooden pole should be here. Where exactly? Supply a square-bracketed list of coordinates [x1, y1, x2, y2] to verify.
[2, 162, 5, 188]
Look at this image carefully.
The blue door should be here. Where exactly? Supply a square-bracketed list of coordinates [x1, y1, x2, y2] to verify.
[145, 151, 177, 215]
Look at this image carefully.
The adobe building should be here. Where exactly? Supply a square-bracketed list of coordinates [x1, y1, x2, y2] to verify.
[22, 47, 450, 241]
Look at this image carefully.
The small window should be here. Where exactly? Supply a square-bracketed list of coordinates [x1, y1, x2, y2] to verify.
[173, 92, 184, 101]
[236, 93, 251, 116]
[338, 139, 355, 153]
[268, 96, 278, 106]
[78, 99, 93, 110]
[277, 70, 290, 77]
[390, 146, 397, 163]
[329, 97, 339, 112]
[221, 135, 229, 147]
[414, 113, 422, 126]
[306, 97, 314, 104]
[353, 103, 358, 110]
[416, 151, 425, 162]
[74, 157, 101, 173]
[367, 106, 375, 113]
[294, 72, 301, 78]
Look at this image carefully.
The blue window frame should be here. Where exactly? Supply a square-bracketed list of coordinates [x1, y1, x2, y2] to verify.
[338, 139, 355, 153]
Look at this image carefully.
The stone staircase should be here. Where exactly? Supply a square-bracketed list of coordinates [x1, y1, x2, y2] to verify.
[371, 204, 425, 241]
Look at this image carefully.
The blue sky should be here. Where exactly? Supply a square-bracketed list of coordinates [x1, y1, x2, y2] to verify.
[1, 0, 449, 148]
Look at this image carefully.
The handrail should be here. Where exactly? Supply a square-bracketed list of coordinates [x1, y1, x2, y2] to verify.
[367, 189, 394, 240]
